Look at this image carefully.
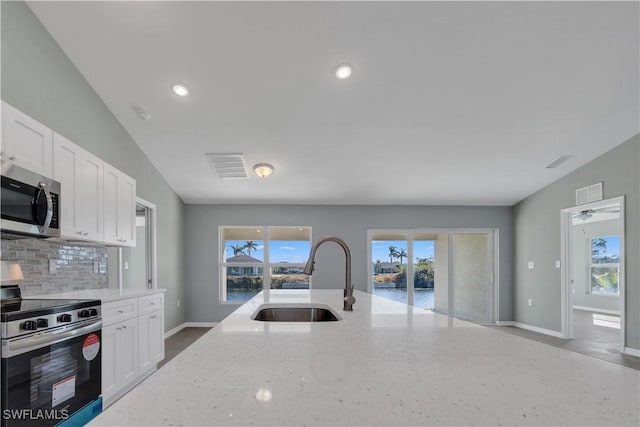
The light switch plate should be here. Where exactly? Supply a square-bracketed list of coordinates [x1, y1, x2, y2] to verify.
[528, 261, 534, 269]
[528, 299, 533, 306]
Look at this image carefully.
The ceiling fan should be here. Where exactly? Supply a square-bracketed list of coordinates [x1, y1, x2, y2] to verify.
[572, 206, 620, 221]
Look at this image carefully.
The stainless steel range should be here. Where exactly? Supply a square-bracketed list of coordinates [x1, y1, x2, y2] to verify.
[1, 283, 103, 427]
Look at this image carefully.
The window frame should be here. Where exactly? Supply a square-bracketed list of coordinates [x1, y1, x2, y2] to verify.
[588, 235, 620, 297]
[219, 225, 312, 304]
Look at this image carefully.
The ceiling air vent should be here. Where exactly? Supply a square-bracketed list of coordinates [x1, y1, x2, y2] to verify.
[576, 182, 603, 205]
[206, 153, 248, 179]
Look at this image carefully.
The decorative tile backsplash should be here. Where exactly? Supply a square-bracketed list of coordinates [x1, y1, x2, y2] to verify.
[0, 235, 108, 296]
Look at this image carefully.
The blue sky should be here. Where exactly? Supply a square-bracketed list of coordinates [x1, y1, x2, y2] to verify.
[371, 240, 435, 263]
[593, 235, 620, 260]
[225, 240, 310, 263]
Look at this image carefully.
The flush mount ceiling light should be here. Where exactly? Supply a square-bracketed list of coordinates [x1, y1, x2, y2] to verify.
[172, 84, 190, 97]
[335, 64, 353, 80]
[253, 163, 275, 178]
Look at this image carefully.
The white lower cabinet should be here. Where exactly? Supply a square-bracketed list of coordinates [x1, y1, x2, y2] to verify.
[102, 294, 164, 407]
[102, 318, 139, 404]
[139, 310, 164, 373]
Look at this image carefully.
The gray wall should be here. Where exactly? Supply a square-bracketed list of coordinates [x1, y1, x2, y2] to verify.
[513, 135, 639, 350]
[184, 205, 513, 322]
[1, 1, 186, 331]
[571, 219, 620, 312]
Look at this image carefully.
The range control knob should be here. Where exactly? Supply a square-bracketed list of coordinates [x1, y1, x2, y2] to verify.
[89, 309, 98, 317]
[37, 319, 49, 328]
[78, 310, 90, 318]
[21, 320, 37, 331]
[58, 314, 72, 323]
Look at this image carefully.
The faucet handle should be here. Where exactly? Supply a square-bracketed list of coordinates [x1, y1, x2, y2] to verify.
[343, 288, 356, 311]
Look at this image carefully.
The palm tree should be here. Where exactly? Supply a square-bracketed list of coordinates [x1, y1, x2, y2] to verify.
[388, 246, 398, 263]
[244, 240, 258, 257]
[230, 244, 246, 256]
[397, 248, 407, 265]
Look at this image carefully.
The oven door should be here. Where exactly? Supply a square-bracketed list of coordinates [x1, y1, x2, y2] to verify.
[1, 320, 102, 427]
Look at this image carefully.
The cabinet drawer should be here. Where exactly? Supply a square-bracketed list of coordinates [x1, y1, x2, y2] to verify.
[103, 298, 138, 326]
[138, 294, 163, 315]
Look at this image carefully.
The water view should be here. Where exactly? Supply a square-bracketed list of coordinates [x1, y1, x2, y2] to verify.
[227, 288, 434, 309]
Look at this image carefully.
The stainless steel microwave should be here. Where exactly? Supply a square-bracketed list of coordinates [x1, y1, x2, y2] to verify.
[0, 161, 60, 238]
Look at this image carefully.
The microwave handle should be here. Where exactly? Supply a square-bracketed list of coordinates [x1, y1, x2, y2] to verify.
[37, 182, 54, 229]
[3, 319, 102, 358]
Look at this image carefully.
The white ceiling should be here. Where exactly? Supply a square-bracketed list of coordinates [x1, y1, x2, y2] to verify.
[27, 1, 639, 205]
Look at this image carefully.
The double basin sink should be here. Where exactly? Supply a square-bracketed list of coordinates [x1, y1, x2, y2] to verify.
[252, 303, 341, 322]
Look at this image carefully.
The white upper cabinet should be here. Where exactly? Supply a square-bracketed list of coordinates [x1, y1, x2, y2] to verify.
[104, 163, 136, 247]
[53, 133, 104, 241]
[5, 102, 136, 246]
[1, 101, 53, 177]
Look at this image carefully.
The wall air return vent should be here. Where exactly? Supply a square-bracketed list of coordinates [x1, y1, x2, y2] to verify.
[206, 153, 248, 179]
[575, 182, 603, 205]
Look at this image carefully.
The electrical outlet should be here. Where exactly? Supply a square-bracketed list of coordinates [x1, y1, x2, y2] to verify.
[528, 299, 533, 306]
[93, 261, 99, 274]
[177, 299, 181, 308]
[48, 259, 57, 274]
[555, 260, 561, 269]
[124, 262, 129, 270]
[528, 261, 534, 269]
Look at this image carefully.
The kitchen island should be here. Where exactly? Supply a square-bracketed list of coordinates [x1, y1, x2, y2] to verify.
[90, 290, 639, 426]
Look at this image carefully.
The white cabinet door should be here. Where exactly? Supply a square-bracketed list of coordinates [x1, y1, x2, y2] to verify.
[103, 163, 136, 247]
[52, 134, 82, 238]
[119, 317, 139, 386]
[79, 151, 104, 241]
[1, 101, 53, 177]
[118, 174, 136, 247]
[102, 317, 139, 405]
[139, 310, 164, 373]
[101, 323, 119, 403]
[52, 133, 103, 241]
[103, 165, 119, 245]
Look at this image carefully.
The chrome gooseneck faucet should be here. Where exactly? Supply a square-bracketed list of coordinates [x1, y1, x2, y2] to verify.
[303, 236, 355, 311]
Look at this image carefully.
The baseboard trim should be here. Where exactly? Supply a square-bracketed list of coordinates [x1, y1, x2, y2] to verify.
[164, 322, 218, 339]
[185, 322, 218, 328]
[496, 321, 515, 327]
[573, 305, 620, 315]
[164, 323, 187, 339]
[497, 321, 563, 338]
[623, 347, 640, 357]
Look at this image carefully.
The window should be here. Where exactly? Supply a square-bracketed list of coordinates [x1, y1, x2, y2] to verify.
[590, 235, 620, 296]
[369, 230, 436, 309]
[220, 226, 311, 303]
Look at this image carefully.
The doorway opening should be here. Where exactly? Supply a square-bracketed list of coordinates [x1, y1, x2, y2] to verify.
[561, 196, 625, 353]
[367, 229, 498, 324]
[108, 197, 157, 290]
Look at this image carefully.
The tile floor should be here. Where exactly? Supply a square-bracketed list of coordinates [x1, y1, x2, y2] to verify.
[488, 309, 639, 370]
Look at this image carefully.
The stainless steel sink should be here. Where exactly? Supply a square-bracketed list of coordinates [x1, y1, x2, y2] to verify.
[252, 304, 341, 322]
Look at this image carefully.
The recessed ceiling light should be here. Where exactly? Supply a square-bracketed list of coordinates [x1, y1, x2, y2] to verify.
[172, 84, 190, 97]
[335, 64, 353, 80]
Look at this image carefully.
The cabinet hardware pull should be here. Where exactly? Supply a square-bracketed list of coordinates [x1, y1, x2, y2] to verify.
[118, 310, 124, 314]
[82, 231, 88, 236]
[9, 156, 16, 160]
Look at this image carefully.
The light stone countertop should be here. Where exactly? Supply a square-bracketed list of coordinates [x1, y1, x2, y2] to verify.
[27, 287, 165, 302]
[90, 289, 639, 427]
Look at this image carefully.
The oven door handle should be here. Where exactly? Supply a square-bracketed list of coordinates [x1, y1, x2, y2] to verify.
[3, 319, 102, 358]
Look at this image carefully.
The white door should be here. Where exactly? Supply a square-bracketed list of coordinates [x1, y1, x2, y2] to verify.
[52, 134, 82, 238]
[451, 232, 494, 324]
[1, 102, 53, 177]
